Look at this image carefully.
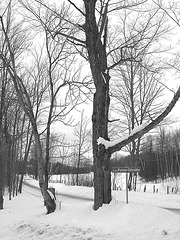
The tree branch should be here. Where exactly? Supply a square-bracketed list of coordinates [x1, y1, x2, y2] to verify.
[54, 31, 86, 45]
[100, 86, 180, 154]
[67, 0, 85, 16]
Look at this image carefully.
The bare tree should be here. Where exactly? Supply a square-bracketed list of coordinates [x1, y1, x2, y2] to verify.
[0, 59, 7, 209]
[73, 110, 91, 185]
[18, 1, 93, 191]
[0, 30, 28, 207]
[18, 117, 32, 194]
[42, 15, 82, 189]
[0, 3, 56, 213]
[110, 12, 167, 188]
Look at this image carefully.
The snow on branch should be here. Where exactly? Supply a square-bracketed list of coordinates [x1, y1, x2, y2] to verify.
[129, 123, 148, 136]
[97, 123, 148, 150]
[97, 136, 127, 149]
[97, 85, 180, 154]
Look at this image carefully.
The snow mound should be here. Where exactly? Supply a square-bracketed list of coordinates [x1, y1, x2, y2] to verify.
[1, 179, 180, 240]
[84, 201, 180, 239]
[3, 220, 112, 240]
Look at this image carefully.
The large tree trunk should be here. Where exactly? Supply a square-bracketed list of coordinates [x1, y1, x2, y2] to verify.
[92, 80, 112, 209]
[83, 0, 111, 210]
[92, 88, 111, 210]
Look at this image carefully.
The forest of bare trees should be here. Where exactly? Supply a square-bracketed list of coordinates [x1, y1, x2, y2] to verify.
[111, 127, 180, 181]
[140, 128, 180, 181]
[1, 0, 180, 213]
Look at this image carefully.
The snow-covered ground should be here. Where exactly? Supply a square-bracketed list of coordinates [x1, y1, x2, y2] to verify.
[50, 173, 180, 195]
[0, 176, 180, 240]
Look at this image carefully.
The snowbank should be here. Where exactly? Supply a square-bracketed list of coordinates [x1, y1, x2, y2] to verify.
[0, 178, 180, 240]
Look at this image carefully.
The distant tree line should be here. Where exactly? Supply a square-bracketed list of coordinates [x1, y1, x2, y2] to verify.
[111, 154, 139, 169]
[111, 127, 180, 182]
[26, 161, 93, 178]
[139, 128, 180, 181]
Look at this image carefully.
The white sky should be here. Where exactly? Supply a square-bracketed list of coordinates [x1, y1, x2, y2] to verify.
[3, 0, 180, 151]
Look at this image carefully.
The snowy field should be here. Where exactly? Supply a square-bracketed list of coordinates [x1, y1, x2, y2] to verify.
[49, 173, 180, 194]
[0, 176, 180, 240]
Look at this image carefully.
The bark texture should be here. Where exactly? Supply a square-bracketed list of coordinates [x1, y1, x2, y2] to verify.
[83, 0, 111, 210]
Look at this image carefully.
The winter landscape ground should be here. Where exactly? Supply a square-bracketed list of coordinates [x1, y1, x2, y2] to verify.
[0, 175, 180, 240]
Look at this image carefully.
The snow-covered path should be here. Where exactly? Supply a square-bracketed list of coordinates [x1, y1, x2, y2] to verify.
[24, 180, 180, 215]
[0, 179, 180, 240]
[24, 180, 93, 203]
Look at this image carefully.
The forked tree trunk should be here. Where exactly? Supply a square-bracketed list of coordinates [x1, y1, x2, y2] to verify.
[34, 131, 56, 214]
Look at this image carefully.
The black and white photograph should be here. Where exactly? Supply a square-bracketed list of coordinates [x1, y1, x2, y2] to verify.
[0, 0, 180, 239]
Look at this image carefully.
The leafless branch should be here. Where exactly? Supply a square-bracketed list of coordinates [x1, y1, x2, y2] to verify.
[67, 0, 85, 16]
[110, 86, 180, 154]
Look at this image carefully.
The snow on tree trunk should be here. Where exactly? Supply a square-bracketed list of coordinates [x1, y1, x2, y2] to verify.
[92, 87, 111, 210]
